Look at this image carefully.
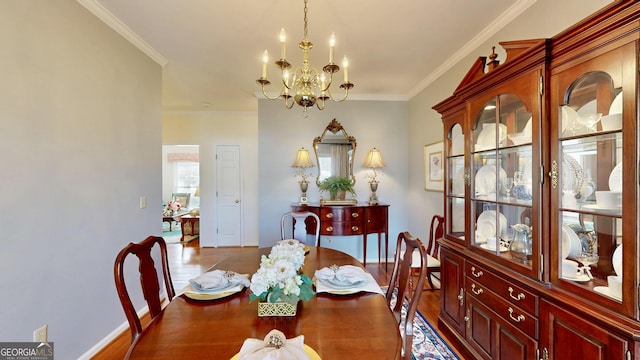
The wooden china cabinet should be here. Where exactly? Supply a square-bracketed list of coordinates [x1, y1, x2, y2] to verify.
[433, 2, 640, 359]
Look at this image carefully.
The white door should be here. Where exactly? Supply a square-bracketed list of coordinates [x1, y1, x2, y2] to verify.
[216, 145, 242, 246]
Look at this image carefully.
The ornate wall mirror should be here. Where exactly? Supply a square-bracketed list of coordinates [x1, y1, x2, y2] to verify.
[313, 118, 357, 186]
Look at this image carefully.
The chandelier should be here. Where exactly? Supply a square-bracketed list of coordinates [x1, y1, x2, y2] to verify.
[256, 0, 354, 112]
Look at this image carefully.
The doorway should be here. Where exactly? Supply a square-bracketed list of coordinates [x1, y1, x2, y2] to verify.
[216, 145, 242, 246]
[162, 145, 200, 240]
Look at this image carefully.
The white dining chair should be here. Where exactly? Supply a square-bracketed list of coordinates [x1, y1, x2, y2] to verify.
[280, 211, 320, 246]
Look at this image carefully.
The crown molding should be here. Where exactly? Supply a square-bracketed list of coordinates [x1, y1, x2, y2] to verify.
[77, 0, 168, 67]
[163, 110, 258, 117]
[408, 0, 537, 99]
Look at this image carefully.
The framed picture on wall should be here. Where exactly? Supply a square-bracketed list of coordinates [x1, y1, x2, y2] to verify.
[424, 141, 443, 192]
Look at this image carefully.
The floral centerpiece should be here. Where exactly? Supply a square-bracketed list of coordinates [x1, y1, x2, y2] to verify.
[163, 201, 181, 216]
[249, 240, 315, 315]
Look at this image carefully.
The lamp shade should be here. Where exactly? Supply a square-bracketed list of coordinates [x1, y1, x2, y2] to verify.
[363, 148, 386, 168]
[194, 185, 200, 197]
[292, 147, 315, 168]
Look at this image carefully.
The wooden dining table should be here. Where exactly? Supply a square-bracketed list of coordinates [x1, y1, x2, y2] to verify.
[126, 246, 402, 359]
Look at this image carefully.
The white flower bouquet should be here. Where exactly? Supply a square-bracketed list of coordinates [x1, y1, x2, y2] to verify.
[249, 240, 315, 305]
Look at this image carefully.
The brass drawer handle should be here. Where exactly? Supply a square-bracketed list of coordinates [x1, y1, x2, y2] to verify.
[326, 226, 333, 232]
[351, 212, 359, 218]
[508, 307, 525, 322]
[508, 287, 525, 301]
[471, 267, 483, 278]
[326, 213, 334, 219]
[457, 288, 464, 306]
[352, 226, 359, 231]
[471, 283, 483, 295]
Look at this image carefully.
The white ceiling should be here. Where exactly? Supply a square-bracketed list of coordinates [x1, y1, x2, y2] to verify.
[80, 0, 534, 112]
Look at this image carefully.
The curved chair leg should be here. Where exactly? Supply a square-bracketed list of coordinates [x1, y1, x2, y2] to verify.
[426, 272, 435, 290]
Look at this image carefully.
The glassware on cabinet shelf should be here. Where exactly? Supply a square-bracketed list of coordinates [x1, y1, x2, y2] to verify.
[513, 171, 532, 201]
[504, 178, 514, 199]
[509, 223, 532, 263]
[576, 113, 602, 133]
[577, 168, 595, 203]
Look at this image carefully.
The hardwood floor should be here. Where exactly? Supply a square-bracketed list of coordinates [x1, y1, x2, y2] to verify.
[93, 239, 467, 359]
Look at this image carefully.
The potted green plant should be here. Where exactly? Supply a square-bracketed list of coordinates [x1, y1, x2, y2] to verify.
[318, 176, 356, 200]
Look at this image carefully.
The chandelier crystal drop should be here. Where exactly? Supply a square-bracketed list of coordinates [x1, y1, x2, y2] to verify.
[256, 0, 354, 113]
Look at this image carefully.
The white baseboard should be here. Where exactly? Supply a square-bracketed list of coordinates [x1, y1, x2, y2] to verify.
[78, 295, 169, 359]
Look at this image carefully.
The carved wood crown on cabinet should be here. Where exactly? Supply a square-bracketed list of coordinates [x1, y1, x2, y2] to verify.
[433, 2, 640, 359]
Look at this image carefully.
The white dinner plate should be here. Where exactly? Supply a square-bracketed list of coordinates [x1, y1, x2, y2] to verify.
[451, 133, 464, 156]
[577, 99, 597, 116]
[561, 273, 591, 283]
[594, 286, 621, 301]
[561, 105, 586, 135]
[476, 123, 507, 150]
[475, 163, 507, 197]
[183, 285, 245, 301]
[609, 91, 623, 114]
[325, 278, 365, 288]
[480, 243, 509, 252]
[561, 225, 581, 259]
[608, 162, 622, 192]
[477, 210, 507, 239]
[230, 344, 321, 360]
[582, 204, 621, 212]
[523, 116, 532, 136]
[316, 279, 367, 295]
[612, 244, 622, 277]
[451, 164, 465, 196]
[562, 154, 583, 193]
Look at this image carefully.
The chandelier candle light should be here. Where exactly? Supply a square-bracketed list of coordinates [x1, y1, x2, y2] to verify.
[291, 147, 315, 204]
[363, 148, 386, 204]
[256, 0, 354, 114]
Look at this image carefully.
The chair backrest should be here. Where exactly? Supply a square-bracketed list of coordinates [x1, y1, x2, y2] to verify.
[386, 231, 427, 359]
[280, 211, 320, 246]
[114, 236, 175, 344]
[427, 215, 445, 259]
[171, 193, 190, 209]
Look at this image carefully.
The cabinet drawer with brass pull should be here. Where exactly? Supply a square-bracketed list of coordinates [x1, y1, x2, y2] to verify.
[466, 262, 538, 316]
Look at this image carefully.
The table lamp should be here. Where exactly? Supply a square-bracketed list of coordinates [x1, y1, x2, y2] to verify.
[363, 147, 386, 204]
[292, 147, 315, 204]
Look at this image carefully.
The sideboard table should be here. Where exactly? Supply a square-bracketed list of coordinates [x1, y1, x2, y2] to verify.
[291, 203, 389, 267]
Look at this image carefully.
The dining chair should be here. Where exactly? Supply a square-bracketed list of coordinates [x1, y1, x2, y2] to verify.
[280, 211, 320, 246]
[114, 236, 175, 344]
[386, 231, 427, 360]
[399, 215, 444, 291]
[424, 215, 445, 290]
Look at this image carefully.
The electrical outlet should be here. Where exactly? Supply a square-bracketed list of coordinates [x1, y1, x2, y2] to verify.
[139, 196, 147, 209]
[33, 324, 47, 343]
[327, 236, 332, 244]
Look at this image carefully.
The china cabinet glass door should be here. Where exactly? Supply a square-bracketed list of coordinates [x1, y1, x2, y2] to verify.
[469, 86, 539, 278]
[551, 43, 637, 317]
[445, 120, 466, 243]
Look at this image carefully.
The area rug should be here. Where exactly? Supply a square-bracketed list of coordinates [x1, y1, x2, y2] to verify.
[162, 225, 198, 244]
[390, 291, 459, 360]
[408, 304, 459, 360]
